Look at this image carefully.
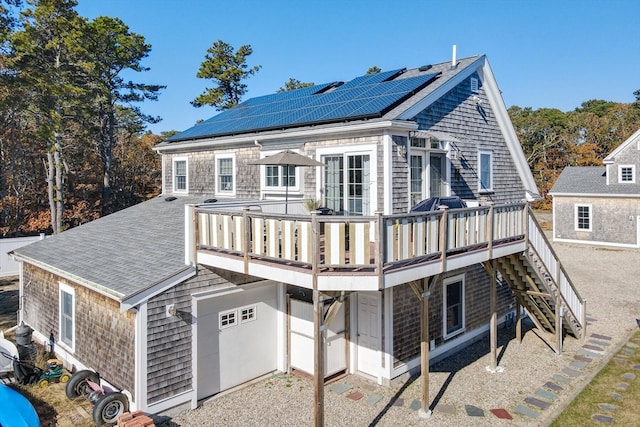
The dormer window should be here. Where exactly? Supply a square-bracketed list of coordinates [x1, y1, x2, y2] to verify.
[619, 165, 635, 183]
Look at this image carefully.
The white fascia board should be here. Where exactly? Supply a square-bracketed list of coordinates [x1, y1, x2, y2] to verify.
[550, 192, 640, 198]
[477, 59, 539, 199]
[119, 265, 197, 312]
[604, 128, 640, 163]
[12, 254, 123, 301]
[154, 120, 418, 154]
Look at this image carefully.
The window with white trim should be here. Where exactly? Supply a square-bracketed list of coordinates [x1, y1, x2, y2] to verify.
[443, 275, 465, 339]
[264, 165, 296, 188]
[619, 165, 635, 183]
[478, 149, 493, 193]
[239, 305, 257, 323]
[173, 157, 188, 193]
[575, 204, 592, 231]
[216, 154, 235, 195]
[219, 309, 237, 329]
[59, 283, 75, 351]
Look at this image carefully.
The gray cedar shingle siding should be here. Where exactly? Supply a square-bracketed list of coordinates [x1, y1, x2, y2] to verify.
[392, 265, 514, 367]
[21, 264, 136, 397]
[412, 73, 525, 204]
[553, 196, 639, 245]
[146, 265, 262, 403]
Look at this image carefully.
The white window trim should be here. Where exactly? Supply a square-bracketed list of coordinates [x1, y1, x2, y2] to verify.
[315, 144, 378, 216]
[618, 165, 636, 183]
[215, 153, 236, 196]
[478, 149, 494, 193]
[574, 203, 592, 232]
[239, 304, 257, 324]
[260, 150, 301, 194]
[58, 282, 75, 353]
[172, 156, 188, 194]
[443, 274, 465, 340]
[219, 309, 238, 329]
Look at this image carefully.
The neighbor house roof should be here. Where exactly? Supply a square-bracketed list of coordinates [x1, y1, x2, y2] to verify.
[11, 195, 211, 303]
[549, 166, 640, 196]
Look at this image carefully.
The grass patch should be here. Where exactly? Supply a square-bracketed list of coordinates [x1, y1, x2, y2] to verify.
[550, 330, 640, 426]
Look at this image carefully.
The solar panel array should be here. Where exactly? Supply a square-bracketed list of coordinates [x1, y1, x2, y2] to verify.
[169, 68, 439, 142]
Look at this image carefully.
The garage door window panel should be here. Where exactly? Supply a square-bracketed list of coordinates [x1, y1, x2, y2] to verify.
[219, 309, 237, 329]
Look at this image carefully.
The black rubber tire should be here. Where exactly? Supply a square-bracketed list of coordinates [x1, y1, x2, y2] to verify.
[92, 392, 129, 426]
[65, 370, 100, 399]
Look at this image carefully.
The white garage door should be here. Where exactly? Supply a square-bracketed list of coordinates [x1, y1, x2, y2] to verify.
[196, 283, 278, 400]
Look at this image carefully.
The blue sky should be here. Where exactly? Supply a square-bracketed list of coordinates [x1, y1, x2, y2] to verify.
[75, 0, 640, 135]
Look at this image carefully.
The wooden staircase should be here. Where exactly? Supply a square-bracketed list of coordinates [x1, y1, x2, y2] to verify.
[493, 208, 586, 353]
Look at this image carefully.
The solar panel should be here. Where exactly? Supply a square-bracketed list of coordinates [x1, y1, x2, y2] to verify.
[169, 70, 439, 142]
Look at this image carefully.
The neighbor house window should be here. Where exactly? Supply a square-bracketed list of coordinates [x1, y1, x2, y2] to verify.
[173, 157, 188, 193]
[216, 154, 235, 195]
[575, 204, 592, 231]
[443, 275, 465, 339]
[619, 165, 635, 183]
[59, 283, 75, 351]
[478, 149, 493, 192]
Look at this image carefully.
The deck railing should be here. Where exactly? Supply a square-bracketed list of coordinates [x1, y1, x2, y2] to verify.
[193, 202, 528, 273]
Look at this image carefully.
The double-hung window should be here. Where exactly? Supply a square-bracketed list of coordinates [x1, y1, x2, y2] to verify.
[216, 154, 235, 195]
[575, 204, 592, 231]
[173, 157, 188, 193]
[478, 149, 493, 193]
[443, 275, 465, 339]
[619, 165, 635, 183]
[59, 283, 75, 351]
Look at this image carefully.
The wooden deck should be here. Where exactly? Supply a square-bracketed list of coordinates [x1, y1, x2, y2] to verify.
[190, 203, 528, 291]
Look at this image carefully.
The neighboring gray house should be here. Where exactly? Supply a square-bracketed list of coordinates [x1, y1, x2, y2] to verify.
[550, 128, 640, 248]
[11, 54, 585, 418]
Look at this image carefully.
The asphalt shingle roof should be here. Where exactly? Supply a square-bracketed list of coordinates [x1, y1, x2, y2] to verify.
[550, 166, 640, 195]
[12, 195, 211, 301]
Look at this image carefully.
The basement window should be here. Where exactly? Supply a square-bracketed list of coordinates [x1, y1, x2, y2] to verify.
[443, 274, 465, 339]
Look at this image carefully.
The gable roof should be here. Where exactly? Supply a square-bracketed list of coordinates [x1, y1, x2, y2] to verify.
[549, 166, 640, 196]
[11, 195, 206, 303]
[603, 128, 640, 164]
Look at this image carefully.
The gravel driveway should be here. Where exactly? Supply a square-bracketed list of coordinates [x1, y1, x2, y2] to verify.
[158, 227, 640, 427]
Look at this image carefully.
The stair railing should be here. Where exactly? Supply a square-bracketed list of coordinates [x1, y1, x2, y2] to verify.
[526, 207, 587, 337]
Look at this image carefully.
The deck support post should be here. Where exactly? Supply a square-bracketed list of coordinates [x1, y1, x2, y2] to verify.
[490, 259, 497, 370]
[420, 277, 431, 416]
[313, 290, 325, 427]
[555, 294, 563, 355]
[515, 298, 522, 344]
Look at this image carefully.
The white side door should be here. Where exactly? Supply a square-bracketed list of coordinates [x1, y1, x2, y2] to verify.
[356, 292, 380, 377]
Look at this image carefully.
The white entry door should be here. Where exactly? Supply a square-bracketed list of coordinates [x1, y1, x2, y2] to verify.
[357, 293, 380, 377]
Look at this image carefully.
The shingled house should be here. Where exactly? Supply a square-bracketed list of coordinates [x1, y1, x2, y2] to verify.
[550, 128, 640, 248]
[12, 54, 585, 418]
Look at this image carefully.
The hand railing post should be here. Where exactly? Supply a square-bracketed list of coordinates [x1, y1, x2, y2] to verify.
[375, 211, 384, 290]
[439, 206, 448, 272]
[243, 207, 250, 274]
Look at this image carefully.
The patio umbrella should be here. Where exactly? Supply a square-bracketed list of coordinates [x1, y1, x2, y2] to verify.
[249, 150, 325, 213]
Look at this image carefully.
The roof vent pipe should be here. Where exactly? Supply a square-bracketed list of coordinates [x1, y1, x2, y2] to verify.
[451, 44, 457, 68]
